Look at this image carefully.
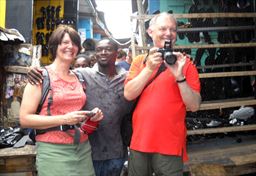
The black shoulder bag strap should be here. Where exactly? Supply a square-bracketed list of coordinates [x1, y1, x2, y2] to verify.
[134, 62, 167, 113]
[36, 67, 51, 114]
[131, 62, 167, 110]
[146, 62, 166, 88]
[35, 67, 53, 116]
[136, 62, 166, 105]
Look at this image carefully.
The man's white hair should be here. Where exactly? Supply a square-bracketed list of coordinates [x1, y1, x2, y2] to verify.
[149, 12, 177, 28]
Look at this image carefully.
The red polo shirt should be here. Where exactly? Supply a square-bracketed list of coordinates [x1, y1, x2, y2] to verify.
[125, 55, 200, 161]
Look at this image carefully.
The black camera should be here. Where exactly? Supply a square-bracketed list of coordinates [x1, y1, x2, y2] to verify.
[157, 40, 177, 65]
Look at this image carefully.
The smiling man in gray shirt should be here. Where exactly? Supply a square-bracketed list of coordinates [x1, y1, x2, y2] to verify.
[77, 38, 133, 176]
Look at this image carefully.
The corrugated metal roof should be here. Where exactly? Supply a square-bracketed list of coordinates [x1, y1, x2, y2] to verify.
[0, 27, 25, 43]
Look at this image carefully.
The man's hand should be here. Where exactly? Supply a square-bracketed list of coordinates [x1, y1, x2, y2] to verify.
[27, 67, 44, 85]
[165, 52, 186, 80]
[146, 47, 163, 71]
[89, 107, 104, 122]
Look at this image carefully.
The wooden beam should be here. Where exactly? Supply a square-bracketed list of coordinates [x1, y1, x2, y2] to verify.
[197, 62, 254, 69]
[188, 124, 256, 135]
[175, 43, 256, 49]
[4, 66, 29, 74]
[135, 42, 256, 50]
[0, 145, 36, 157]
[185, 137, 256, 175]
[131, 13, 256, 20]
[136, 0, 147, 47]
[174, 13, 256, 19]
[178, 25, 255, 33]
[230, 153, 256, 165]
[225, 164, 256, 176]
[199, 71, 256, 78]
[199, 97, 256, 110]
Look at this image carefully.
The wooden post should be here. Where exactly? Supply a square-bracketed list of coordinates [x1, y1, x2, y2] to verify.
[136, 0, 147, 49]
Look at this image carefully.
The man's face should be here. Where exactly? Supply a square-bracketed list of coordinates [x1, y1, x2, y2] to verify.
[95, 40, 117, 67]
[74, 57, 90, 68]
[147, 15, 177, 48]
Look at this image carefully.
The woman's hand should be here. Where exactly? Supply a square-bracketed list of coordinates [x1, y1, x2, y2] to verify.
[63, 111, 88, 125]
[89, 107, 104, 122]
[63, 108, 103, 125]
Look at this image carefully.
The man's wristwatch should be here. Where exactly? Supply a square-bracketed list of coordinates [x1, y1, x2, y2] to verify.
[176, 77, 186, 83]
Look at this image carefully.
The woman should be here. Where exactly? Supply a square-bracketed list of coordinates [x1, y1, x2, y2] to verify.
[20, 25, 103, 176]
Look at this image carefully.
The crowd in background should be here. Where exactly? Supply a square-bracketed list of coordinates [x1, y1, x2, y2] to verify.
[73, 38, 133, 70]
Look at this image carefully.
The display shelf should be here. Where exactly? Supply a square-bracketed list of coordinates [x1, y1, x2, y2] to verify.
[200, 97, 256, 110]
[178, 25, 255, 33]
[187, 124, 256, 135]
[135, 42, 256, 50]
[131, 12, 256, 20]
[197, 62, 255, 70]
[199, 70, 256, 78]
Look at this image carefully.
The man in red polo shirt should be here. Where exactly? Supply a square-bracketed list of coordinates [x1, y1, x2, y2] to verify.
[124, 12, 201, 176]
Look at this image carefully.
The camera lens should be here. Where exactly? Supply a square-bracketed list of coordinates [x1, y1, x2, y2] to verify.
[164, 52, 177, 65]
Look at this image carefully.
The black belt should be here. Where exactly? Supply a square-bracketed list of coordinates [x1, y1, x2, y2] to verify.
[36, 125, 75, 134]
[35, 125, 81, 145]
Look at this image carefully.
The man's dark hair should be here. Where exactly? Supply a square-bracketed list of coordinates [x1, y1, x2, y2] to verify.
[96, 38, 119, 51]
[117, 50, 127, 59]
[82, 38, 96, 51]
[75, 53, 91, 61]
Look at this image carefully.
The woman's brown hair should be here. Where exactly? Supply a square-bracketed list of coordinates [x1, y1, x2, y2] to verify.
[48, 25, 82, 60]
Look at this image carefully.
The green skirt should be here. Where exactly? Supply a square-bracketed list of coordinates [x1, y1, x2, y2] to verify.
[36, 141, 95, 176]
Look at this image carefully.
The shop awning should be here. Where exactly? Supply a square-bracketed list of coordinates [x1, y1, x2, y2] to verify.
[0, 27, 25, 43]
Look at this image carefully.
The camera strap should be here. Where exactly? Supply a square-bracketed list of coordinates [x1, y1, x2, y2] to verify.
[146, 62, 166, 87]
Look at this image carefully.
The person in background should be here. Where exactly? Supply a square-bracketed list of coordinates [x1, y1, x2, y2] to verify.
[116, 49, 127, 64]
[124, 12, 202, 176]
[20, 25, 103, 176]
[80, 38, 97, 67]
[116, 47, 133, 71]
[87, 51, 97, 67]
[81, 38, 96, 53]
[27, 38, 133, 176]
[73, 53, 92, 68]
